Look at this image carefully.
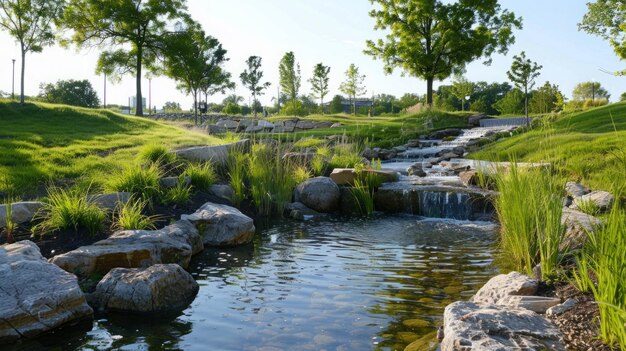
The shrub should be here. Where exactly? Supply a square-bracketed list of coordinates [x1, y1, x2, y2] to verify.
[35, 187, 106, 236]
[294, 137, 326, 150]
[184, 162, 216, 192]
[280, 100, 306, 116]
[163, 180, 193, 206]
[114, 197, 159, 230]
[328, 143, 364, 170]
[108, 164, 162, 201]
[292, 166, 311, 185]
[139, 144, 176, 166]
[583, 99, 609, 109]
[222, 102, 241, 115]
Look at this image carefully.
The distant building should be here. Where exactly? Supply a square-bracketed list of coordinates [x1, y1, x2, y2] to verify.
[324, 98, 373, 114]
[130, 96, 147, 110]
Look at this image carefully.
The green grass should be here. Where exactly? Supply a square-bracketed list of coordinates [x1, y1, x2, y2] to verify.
[0, 101, 222, 197]
[184, 162, 217, 192]
[138, 144, 177, 166]
[107, 164, 162, 201]
[471, 103, 626, 190]
[162, 180, 193, 206]
[34, 186, 106, 236]
[113, 197, 160, 231]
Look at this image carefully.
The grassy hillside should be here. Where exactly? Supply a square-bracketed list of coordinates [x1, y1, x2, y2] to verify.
[265, 111, 470, 148]
[0, 101, 222, 197]
[470, 102, 626, 190]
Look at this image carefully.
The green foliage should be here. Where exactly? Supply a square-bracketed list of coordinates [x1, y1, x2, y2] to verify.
[365, 0, 521, 104]
[350, 162, 384, 217]
[227, 150, 248, 206]
[114, 197, 159, 230]
[1, 198, 18, 243]
[329, 95, 344, 114]
[493, 165, 565, 280]
[471, 82, 513, 115]
[292, 166, 311, 185]
[35, 186, 106, 236]
[108, 164, 162, 201]
[139, 144, 176, 166]
[184, 162, 216, 192]
[450, 75, 475, 112]
[280, 100, 305, 117]
[339, 64, 367, 115]
[572, 81, 611, 101]
[579, 1, 626, 75]
[163, 101, 182, 112]
[163, 180, 192, 206]
[494, 89, 525, 115]
[62, 0, 191, 116]
[279, 51, 301, 103]
[0, 0, 63, 103]
[39, 79, 100, 108]
[328, 143, 364, 170]
[293, 137, 326, 150]
[529, 82, 564, 114]
[309, 63, 331, 111]
[240, 56, 271, 117]
[583, 99, 609, 109]
[507, 52, 542, 121]
[222, 102, 242, 115]
[621, 92, 626, 102]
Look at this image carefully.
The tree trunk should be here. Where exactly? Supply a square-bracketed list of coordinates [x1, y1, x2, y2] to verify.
[426, 77, 434, 107]
[20, 43, 25, 104]
[253, 93, 257, 117]
[135, 50, 143, 116]
[353, 95, 356, 116]
[525, 85, 529, 127]
[193, 91, 198, 125]
[321, 96, 324, 115]
[461, 97, 465, 112]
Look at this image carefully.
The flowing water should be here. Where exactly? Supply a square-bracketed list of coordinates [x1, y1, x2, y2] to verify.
[29, 215, 498, 351]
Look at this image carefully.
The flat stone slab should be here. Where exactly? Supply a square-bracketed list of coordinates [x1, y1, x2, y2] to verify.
[498, 295, 562, 314]
[87, 193, 131, 211]
[472, 271, 538, 305]
[50, 220, 202, 279]
[442, 301, 565, 351]
[329, 168, 399, 185]
[181, 202, 255, 246]
[0, 241, 93, 344]
[174, 139, 250, 165]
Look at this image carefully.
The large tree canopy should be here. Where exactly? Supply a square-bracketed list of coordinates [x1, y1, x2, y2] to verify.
[39, 79, 100, 108]
[365, 0, 522, 105]
[0, 0, 64, 104]
[572, 81, 611, 101]
[62, 0, 191, 116]
[579, 0, 626, 74]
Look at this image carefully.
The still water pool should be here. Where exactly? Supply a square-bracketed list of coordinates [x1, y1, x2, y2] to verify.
[33, 215, 498, 351]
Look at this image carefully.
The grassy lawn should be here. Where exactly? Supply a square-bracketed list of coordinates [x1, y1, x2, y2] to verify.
[263, 111, 470, 148]
[0, 100, 222, 197]
[470, 103, 626, 190]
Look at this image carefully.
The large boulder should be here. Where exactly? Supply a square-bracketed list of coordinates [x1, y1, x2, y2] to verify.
[87, 192, 131, 211]
[329, 168, 399, 185]
[174, 139, 250, 165]
[284, 202, 321, 221]
[573, 190, 614, 212]
[295, 177, 340, 213]
[0, 241, 93, 344]
[471, 271, 538, 305]
[181, 202, 255, 246]
[209, 184, 235, 201]
[407, 163, 427, 177]
[0, 201, 44, 227]
[91, 264, 198, 314]
[565, 181, 589, 198]
[50, 220, 202, 279]
[561, 207, 603, 250]
[441, 302, 565, 351]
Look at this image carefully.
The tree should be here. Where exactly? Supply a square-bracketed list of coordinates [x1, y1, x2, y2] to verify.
[397, 93, 420, 110]
[223, 94, 244, 105]
[507, 52, 542, 125]
[621, 92, 626, 102]
[163, 101, 182, 112]
[365, 0, 521, 106]
[62, 0, 190, 116]
[529, 82, 564, 114]
[329, 95, 344, 114]
[278, 51, 301, 103]
[222, 102, 241, 115]
[339, 64, 367, 115]
[240, 56, 271, 117]
[39, 79, 100, 107]
[579, 1, 626, 75]
[494, 89, 525, 115]
[161, 22, 230, 124]
[451, 75, 476, 112]
[470, 82, 512, 115]
[0, 0, 64, 104]
[572, 81, 610, 101]
[309, 63, 331, 113]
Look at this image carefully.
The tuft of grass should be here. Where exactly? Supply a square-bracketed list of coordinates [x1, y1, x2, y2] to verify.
[292, 166, 311, 185]
[492, 164, 565, 281]
[163, 180, 193, 206]
[576, 198, 600, 216]
[108, 164, 162, 201]
[113, 197, 160, 230]
[227, 149, 248, 207]
[350, 162, 384, 217]
[34, 186, 106, 237]
[139, 144, 176, 166]
[293, 137, 326, 150]
[1, 197, 19, 243]
[183, 162, 217, 192]
[328, 142, 364, 170]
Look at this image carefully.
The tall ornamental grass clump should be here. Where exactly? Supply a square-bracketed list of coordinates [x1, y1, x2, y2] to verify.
[114, 197, 160, 230]
[573, 187, 626, 348]
[184, 162, 217, 192]
[108, 164, 162, 202]
[350, 161, 384, 217]
[492, 164, 565, 280]
[227, 149, 249, 207]
[35, 186, 106, 236]
[1, 197, 18, 243]
[139, 144, 176, 166]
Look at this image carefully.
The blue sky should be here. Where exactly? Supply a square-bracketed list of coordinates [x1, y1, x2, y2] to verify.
[0, 0, 623, 108]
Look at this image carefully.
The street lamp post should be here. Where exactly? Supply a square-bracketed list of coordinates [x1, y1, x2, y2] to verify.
[11, 59, 16, 100]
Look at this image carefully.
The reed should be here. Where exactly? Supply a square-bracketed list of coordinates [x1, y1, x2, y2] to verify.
[113, 197, 160, 230]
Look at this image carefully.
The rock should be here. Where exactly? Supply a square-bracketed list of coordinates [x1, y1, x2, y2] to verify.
[285, 202, 321, 221]
[0, 201, 44, 227]
[87, 192, 131, 211]
[442, 302, 565, 351]
[216, 119, 239, 129]
[378, 149, 397, 160]
[282, 152, 315, 165]
[258, 120, 275, 129]
[181, 202, 255, 246]
[0, 241, 93, 344]
[393, 146, 408, 153]
[330, 123, 343, 128]
[209, 184, 234, 201]
[574, 190, 614, 212]
[206, 125, 226, 134]
[159, 176, 191, 189]
[565, 181, 589, 198]
[498, 295, 562, 314]
[245, 125, 265, 133]
[407, 163, 427, 177]
[329, 168, 399, 185]
[362, 147, 379, 160]
[561, 207, 604, 250]
[174, 139, 250, 165]
[468, 113, 486, 127]
[338, 187, 360, 216]
[406, 139, 420, 148]
[546, 298, 577, 317]
[294, 177, 340, 213]
[50, 220, 201, 279]
[471, 271, 538, 305]
[437, 152, 459, 163]
[427, 128, 462, 140]
[273, 126, 295, 133]
[295, 120, 316, 130]
[459, 170, 479, 187]
[91, 264, 198, 314]
[236, 119, 256, 132]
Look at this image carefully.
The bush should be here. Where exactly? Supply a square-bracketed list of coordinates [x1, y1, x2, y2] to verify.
[281, 100, 306, 116]
[35, 187, 106, 236]
[222, 102, 241, 115]
[108, 164, 162, 201]
[139, 144, 176, 166]
[583, 99, 609, 109]
[184, 162, 216, 192]
[163, 180, 192, 206]
[114, 197, 159, 230]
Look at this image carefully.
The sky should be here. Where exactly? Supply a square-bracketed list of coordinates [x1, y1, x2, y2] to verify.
[0, 0, 624, 109]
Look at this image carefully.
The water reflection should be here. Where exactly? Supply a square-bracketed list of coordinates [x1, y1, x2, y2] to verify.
[43, 215, 498, 351]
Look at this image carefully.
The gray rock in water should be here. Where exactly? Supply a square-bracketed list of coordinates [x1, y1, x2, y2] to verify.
[295, 177, 340, 213]
[181, 202, 255, 246]
[50, 220, 202, 279]
[472, 271, 538, 305]
[285, 202, 322, 220]
[574, 190, 614, 212]
[0, 202, 44, 227]
[0, 241, 93, 344]
[407, 163, 427, 177]
[442, 302, 565, 350]
[565, 181, 589, 198]
[87, 192, 131, 211]
[92, 264, 198, 314]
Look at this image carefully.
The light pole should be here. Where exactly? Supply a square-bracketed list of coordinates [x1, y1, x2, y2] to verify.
[11, 59, 16, 100]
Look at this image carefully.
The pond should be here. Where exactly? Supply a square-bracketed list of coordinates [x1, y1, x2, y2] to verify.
[33, 215, 499, 351]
